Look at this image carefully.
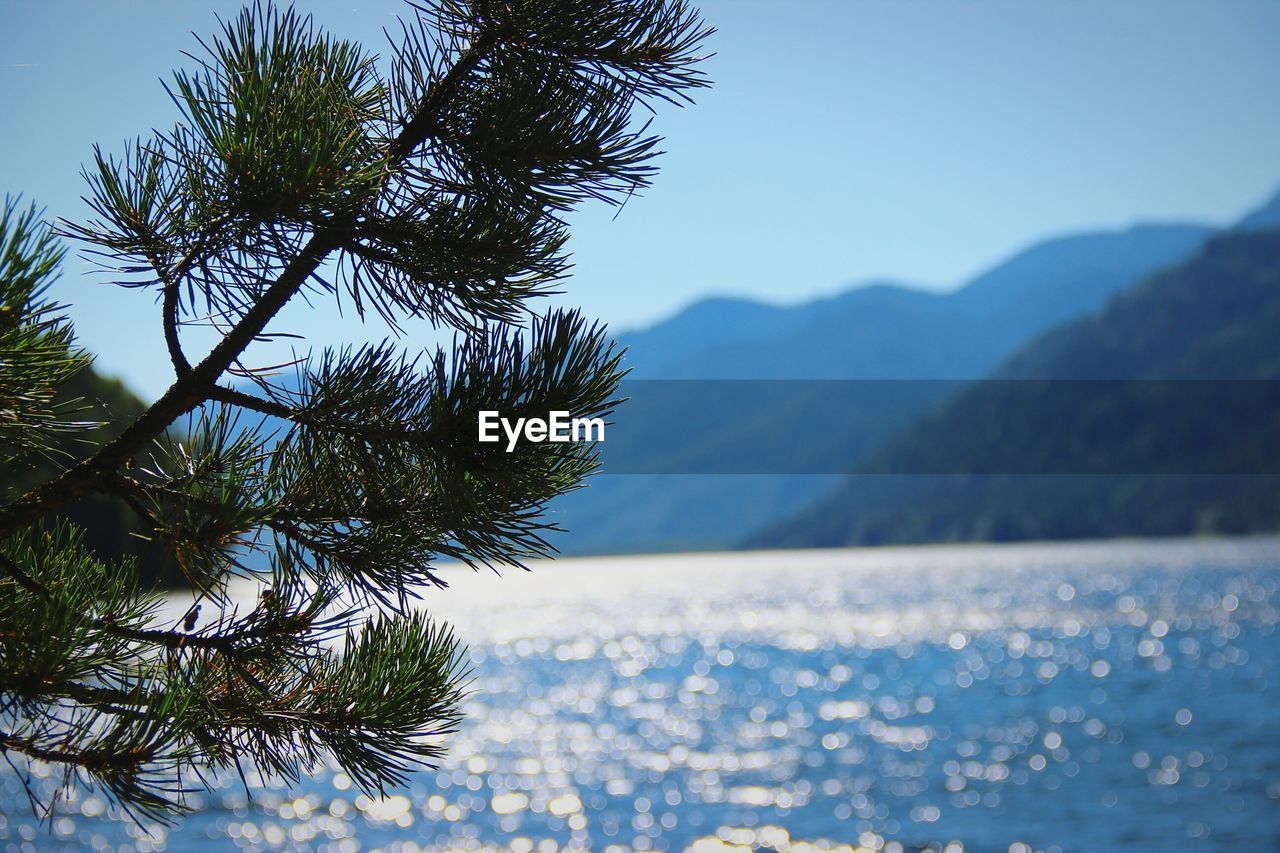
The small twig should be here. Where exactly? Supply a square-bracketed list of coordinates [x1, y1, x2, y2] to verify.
[0, 551, 51, 602]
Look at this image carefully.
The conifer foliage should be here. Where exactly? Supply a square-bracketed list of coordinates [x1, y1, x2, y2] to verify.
[0, 0, 709, 822]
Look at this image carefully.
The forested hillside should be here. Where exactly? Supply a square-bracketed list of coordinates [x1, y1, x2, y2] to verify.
[754, 228, 1280, 548]
[1, 365, 178, 585]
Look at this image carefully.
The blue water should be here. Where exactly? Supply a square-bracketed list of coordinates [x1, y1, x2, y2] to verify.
[3, 537, 1279, 851]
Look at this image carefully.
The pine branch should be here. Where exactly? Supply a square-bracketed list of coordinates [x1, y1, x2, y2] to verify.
[391, 28, 501, 161]
[0, 11, 511, 539]
[0, 550, 51, 601]
[0, 732, 153, 774]
[208, 384, 295, 420]
[162, 281, 192, 377]
[1, 0, 710, 825]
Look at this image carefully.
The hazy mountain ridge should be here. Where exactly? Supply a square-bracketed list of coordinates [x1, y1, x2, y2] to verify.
[620, 223, 1212, 381]
[751, 225, 1280, 550]
[1235, 189, 1280, 232]
[551, 211, 1235, 554]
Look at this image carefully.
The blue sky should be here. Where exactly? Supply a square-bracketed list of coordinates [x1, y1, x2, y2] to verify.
[3, 0, 1280, 399]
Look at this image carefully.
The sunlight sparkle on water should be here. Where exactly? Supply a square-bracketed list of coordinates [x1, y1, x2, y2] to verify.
[2, 537, 1278, 851]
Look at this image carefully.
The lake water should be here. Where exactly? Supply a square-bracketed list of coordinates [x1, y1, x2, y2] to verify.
[3, 537, 1279, 851]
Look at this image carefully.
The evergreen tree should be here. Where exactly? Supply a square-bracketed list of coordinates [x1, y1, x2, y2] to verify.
[0, 0, 709, 822]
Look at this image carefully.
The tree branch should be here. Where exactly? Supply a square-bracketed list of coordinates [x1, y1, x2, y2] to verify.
[0, 231, 338, 540]
[207, 384, 442, 447]
[3, 527, 302, 654]
[96, 616, 311, 652]
[0, 551, 51, 602]
[2, 678, 151, 719]
[0, 31, 505, 541]
[391, 29, 500, 162]
[208, 384, 297, 421]
[0, 731, 155, 773]
[162, 281, 192, 378]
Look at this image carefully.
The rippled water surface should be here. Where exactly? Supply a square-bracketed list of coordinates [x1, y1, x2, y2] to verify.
[4, 537, 1280, 851]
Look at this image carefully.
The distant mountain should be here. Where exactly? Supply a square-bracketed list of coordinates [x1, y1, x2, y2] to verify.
[751, 226, 1280, 549]
[620, 224, 1212, 380]
[617, 294, 820, 374]
[1236, 189, 1280, 233]
[553, 219, 1220, 554]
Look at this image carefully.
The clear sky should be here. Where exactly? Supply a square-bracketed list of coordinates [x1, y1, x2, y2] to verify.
[3, 0, 1280, 399]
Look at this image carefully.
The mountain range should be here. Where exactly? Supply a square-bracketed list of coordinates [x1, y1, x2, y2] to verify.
[549, 192, 1280, 555]
[752, 222, 1280, 549]
[619, 224, 1213, 380]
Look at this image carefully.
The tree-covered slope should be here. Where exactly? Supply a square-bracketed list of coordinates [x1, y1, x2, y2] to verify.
[1, 364, 178, 585]
[1235, 189, 1280, 233]
[752, 228, 1280, 549]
